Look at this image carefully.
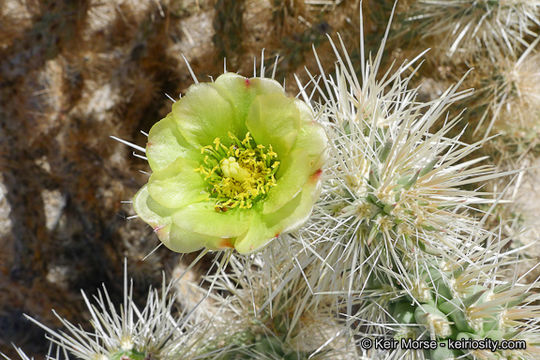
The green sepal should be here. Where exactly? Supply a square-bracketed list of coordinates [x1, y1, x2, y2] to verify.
[133, 184, 172, 230]
[233, 214, 274, 254]
[213, 73, 283, 129]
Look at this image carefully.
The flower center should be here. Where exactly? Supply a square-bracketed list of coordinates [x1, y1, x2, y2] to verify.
[195, 132, 280, 211]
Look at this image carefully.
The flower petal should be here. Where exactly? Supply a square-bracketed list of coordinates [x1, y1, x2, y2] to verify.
[249, 76, 287, 95]
[213, 73, 284, 126]
[165, 224, 216, 253]
[205, 236, 238, 251]
[134, 74, 327, 255]
[172, 202, 252, 238]
[261, 106, 326, 214]
[262, 178, 321, 234]
[172, 83, 239, 148]
[235, 180, 321, 254]
[146, 114, 198, 173]
[246, 92, 300, 157]
[262, 151, 311, 214]
[234, 215, 275, 254]
[133, 184, 173, 230]
[147, 157, 208, 209]
[134, 187, 231, 252]
[293, 100, 328, 169]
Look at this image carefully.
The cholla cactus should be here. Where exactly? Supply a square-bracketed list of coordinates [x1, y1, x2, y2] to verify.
[285, 12, 506, 312]
[406, 0, 540, 61]
[386, 228, 540, 360]
[473, 40, 540, 144]
[197, 246, 359, 359]
[23, 263, 212, 360]
[8, 3, 540, 360]
[253, 9, 540, 360]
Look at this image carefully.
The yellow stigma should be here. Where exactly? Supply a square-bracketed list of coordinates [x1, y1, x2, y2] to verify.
[195, 132, 280, 211]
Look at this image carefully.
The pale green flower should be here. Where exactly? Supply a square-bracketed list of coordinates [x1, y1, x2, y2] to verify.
[133, 73, 327, 254]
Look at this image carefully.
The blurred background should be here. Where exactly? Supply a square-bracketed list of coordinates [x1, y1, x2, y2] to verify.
[1, 0, 539, 358]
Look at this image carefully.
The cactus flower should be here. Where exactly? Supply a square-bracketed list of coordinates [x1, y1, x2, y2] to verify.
[133, 73, 327, 254]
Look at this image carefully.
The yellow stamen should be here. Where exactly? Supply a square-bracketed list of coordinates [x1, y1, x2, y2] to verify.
[196, 133, 280, 211]
[213, 137, 221, 150]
